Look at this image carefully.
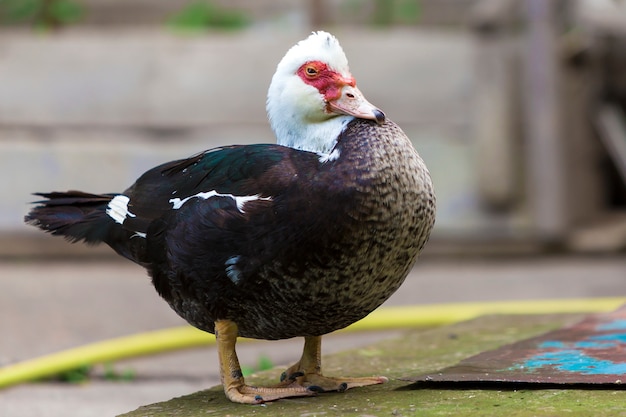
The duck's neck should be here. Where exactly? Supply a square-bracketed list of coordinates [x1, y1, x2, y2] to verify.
[267, 97, 354, 154]
[276, 116, 353, 154]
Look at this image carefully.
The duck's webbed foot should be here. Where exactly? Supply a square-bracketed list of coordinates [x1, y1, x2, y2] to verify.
[276, 335, 388, 393]
[223, 381, 315, 404]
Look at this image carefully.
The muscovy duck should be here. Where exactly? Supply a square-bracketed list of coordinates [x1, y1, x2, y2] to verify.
[25, 31, 436, 404]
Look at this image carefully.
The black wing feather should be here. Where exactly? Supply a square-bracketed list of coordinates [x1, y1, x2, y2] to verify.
[122, 144, 295, 226]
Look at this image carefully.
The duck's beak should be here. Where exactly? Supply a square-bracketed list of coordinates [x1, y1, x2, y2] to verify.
[327, 85, 386, 124]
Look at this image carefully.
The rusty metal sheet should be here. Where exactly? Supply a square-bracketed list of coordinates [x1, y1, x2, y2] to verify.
[408, 304, 626, 387]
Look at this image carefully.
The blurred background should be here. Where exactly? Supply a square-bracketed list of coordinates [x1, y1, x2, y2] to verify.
[0, 1, 625, 416]
[0, 0, 626, 255]
[0, 0, 625, 254]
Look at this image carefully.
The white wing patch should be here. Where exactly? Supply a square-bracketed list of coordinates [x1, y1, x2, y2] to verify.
[169, 190, 272, 213]
[106, 195, 136, 225]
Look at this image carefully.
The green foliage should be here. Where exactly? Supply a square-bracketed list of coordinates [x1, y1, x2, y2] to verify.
[0, 0, 84, 29]
[1, 0, 40, 22]
[395, 0, 421, 24]
[48, 0, 82, 23]
[371, 0, 422, 26]
[340, 0, 422, 26]
[47, 364, 92, 384]
[167, 0, 249, 32]
[241, 354, 275, 377]
[44, 362, 135, 384]
[103, 362, 136, 382]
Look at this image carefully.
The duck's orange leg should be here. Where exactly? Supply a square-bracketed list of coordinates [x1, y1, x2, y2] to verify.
[215, 320, 315, 404]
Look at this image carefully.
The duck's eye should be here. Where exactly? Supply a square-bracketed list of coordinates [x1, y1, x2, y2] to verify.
[305, 66, 318, 77]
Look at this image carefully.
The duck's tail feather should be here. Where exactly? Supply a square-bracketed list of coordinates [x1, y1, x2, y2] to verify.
[25, 191, 119, 245]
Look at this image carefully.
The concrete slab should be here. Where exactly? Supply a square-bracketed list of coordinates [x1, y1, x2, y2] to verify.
[119, 313, 626, 417]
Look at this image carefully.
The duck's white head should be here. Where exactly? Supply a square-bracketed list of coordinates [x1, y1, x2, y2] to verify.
[266, 31, 385, 155]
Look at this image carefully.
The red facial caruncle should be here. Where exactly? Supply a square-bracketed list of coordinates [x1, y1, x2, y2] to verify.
[296, 60, 385, 124]
[296, 61, 356, 102]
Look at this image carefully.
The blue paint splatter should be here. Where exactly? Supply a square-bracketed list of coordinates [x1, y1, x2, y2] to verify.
[520, 350, 626, 375]
[511, 318, 626, 376]
[538, 340, 617, 349]
[589, 332, 626, 343]
[572, 341, 616, 348]
[596, 319, 626, 331]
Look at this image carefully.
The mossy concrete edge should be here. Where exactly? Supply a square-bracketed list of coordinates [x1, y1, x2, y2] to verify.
[120, 314, 626, 417]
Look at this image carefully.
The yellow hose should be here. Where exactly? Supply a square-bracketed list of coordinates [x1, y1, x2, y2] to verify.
[1, 297, 624, 389]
